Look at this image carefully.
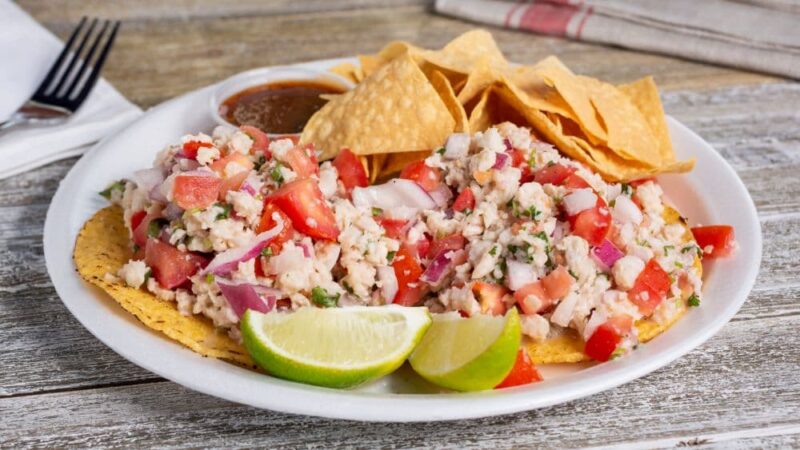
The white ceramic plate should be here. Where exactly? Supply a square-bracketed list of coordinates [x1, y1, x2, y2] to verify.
[44, 58, 761, 422]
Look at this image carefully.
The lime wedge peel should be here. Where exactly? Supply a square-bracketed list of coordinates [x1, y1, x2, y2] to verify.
[241, 305, 431, 389]
[409, 308, 521, 392]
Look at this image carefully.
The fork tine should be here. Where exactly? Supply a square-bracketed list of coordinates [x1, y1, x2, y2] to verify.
[64, 20, 110, 100]
[70, 21, 120, 108]
[33, 17, 88, 98]
[49, 18, 98, 98]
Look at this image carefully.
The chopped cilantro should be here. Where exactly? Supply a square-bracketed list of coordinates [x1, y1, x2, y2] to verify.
[687, 293, 700, 307]
[144, 268, 152, 283]
[568, 269, 579, 280]
[547, 160, 556, 167]
[674, 261, 684, 268]
[386, 250, 396, 262]
[261, 246, 273, 257]
[205, 273, 215, 284]
[371, 207, 383, 217]
[147, 218, 168, 238]
[621, 183, 631, 195]
[99, 180, 125, 200]
[270, 163, 285, 184]
[681, 245, 695, 254]
[663, 245, 674, 256]
[489, 246, 498, 256]
[610, 348, 625, 360]
[132, 244, 140, 253]
[527, 151, 536, 168]
[507, 244, 519, 254]
[311, 286, 340, 308]
[462, 208, 473, 215]
[522, 206, 541, 220]
[533, 231, 549, 242]
[343, 282, 354, 294]
[215, 203, 233, 220]
[436, 146, 445, 155]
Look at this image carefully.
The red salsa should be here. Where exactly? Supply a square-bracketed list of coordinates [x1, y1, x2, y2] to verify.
[220, 80, 346, 134]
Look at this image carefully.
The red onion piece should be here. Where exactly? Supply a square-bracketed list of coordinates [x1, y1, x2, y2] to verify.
[352, 179, 437, 211]
[429, 185, 453, 208]
[506, 260, 538, 291]
[177, 158, 201, 171]
[420, 249, 465, 285]
[377, 266, 398, 303]
[503, 138, 513, 151]
[149, 185, 168, 203]
[298, 240, 315, 258]
[162, 202, 184, 221]
[492, 152, 510, 170]
[240, 181, 257, 196]
[200, 215, 284, 276]
[592, 239, 624, 271]
[133, 168, 165, 192]
[216, 279, 278, 318]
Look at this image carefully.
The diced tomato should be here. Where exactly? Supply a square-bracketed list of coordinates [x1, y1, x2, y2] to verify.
[144, 238, 207, 289]
[210, 152, 253, 177]
[630, 177, 655, 188]
[254, 256, 267, 278]
[130, 210, 147, 232]
[267, 178, 339, 241]
[495, 349, 542, 388]
[427, 234, 467, 259]
[377, 218, 408, 240]
[239, 125, 269, 155]
[181, 141, 211, 160]
[691, 225, 736, 258]
[284, 145, 319, 178]
[218, 170, 249, 201]
[400, 161, 442, 192]
[567, 196, 611, 246]
[584, 323, 622, 362]
[541, 265, 574, 299]
[607, 314, 634, 334]
[172, 174, 222, 210]
[533, 163, 576, 186]
[628, 259, 672, 315]
[472, 281, 509, 316]
[562, 173, 591, 189]
[392, 244, 425, 306]
[452, 188, 475, 213]
[514, 281, 552, 314]
[332, 148, 368, 193]
[132, 210, 161, 248]
[257, 202, 294, 254]
[507, 148, 526, 168]
[409, 235, 432, 260]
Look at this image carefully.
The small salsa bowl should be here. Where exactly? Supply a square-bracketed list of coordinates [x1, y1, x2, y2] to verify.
[209, 66, 355, 138]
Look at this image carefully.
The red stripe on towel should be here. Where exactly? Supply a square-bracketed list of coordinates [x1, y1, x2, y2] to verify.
[517, 1, 579, 37]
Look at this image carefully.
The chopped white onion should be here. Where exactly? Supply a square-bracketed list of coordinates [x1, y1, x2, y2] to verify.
[384, 206, 419, 221]
[506, 260, 539, 291]
[352, 179, 437, 211]
[583, 310, 608, 340]
[377, 266, 398, 303]
[612, 195, 643, 225]
[550, 293, 578, 327]
[562, 188, 597, 216]
[444, 133, 470, 159]
[429, 185, 453, 208]
[133, 168, 165, 192]
[200, 214, 284, 276]
[268, 243, 306, 274]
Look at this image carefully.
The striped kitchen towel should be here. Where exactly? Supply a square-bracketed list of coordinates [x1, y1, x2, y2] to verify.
[434, 0, 800, 79]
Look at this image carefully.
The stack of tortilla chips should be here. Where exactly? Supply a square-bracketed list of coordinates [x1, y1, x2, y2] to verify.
[301, 30, 693, 182]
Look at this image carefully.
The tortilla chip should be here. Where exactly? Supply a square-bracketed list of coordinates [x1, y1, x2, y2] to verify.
[301, 53, 456, 160]
[73, 206, 256, 369]
[618, 76, 680, 165]
[420, 29, 508, 76]
[428, 69, 469, 133]
[329, 62, 364, 84]
[456, 57, 502, 107]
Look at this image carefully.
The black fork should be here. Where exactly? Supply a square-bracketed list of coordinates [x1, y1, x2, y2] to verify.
[0, 17, 120, 133]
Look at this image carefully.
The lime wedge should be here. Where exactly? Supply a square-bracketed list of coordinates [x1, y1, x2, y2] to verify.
[241, 306, 431, 388]
[409, 308, 521, 391]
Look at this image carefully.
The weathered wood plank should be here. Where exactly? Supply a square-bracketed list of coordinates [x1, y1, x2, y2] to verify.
[1, 315, 798, 448]
[17, 6, 779, 110]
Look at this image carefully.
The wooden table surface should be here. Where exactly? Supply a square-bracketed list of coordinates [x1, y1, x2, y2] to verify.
[2, 1, 799, 448]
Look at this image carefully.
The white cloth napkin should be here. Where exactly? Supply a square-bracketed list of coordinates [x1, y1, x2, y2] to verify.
[0, 1, 141, 179]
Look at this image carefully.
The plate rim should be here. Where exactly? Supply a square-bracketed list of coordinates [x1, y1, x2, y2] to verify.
[43, 57, 762, 422]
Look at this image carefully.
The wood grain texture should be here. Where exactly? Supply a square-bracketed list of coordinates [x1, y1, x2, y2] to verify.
[2, 1, 798, 448]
